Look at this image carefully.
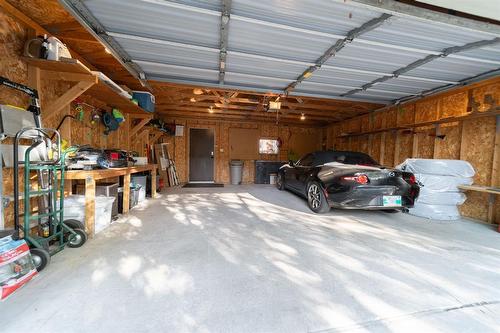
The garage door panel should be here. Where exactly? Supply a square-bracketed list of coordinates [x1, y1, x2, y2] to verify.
[226, 53, 306, 80]
[139, 61, 218, 84]
[224, 72, 290, 90]
[405, 57, 499, 81]
[293, 81, 352, 96]
[361, 16, 495, 52]
[228, 20, 337, 63]
[85, 0, 220, 47]
[113, 36, 219, 70]
[231, 0, 379, 37]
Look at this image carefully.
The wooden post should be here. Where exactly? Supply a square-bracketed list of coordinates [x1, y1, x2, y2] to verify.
[151, 167, 157, 198]
[394, 130, 401, 166]
[433, 124, 440, 158]
[84, 176, 96, 237]
[123, 173, 130, 213]
[492, 116, 500, 230]
[380, 132, 386, 165]
[412, 131, 419, 158]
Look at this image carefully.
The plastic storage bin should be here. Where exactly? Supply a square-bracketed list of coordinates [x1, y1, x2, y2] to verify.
[117, 187, 140, 213]
[132, 91, 155, 113]
[75, 182, 119, 217]
[62, 195, 115, 234]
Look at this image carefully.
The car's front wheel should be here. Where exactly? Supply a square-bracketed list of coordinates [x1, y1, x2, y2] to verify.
[276, 172, 285, 190]
[307, 181, 330, 213]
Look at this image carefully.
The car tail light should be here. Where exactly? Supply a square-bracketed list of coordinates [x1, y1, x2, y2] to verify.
[342, 174, 369, 184]
[110, 152, 119, 160]
[404, 173, 416, 185]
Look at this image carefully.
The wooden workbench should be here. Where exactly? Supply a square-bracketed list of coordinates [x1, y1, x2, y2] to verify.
[65, 164, 158, 236]
[458, 184, 500, 230]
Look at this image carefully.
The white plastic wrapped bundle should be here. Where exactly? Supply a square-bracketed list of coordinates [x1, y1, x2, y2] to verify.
[397, 159, 475, 177]
[409, 203, 461, 220]
[396, 158, 476, 221]
[415, 174, 473, 192]
[417, 190, 466, 205]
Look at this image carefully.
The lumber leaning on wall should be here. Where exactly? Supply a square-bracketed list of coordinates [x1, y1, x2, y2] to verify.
[326, 77, 500, 224]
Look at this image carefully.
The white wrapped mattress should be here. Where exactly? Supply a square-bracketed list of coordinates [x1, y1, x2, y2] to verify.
[415, 174, 473, 192]
[416, 190, 466, 205]
[409, 203, 461, 220]
[397, 159, 475, 177]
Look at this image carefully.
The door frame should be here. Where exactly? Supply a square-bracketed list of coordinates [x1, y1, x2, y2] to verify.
[187, 127, 216, 183]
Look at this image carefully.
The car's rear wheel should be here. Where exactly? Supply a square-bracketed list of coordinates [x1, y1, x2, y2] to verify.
[307, 181, 330, 214]
[276, 173, 285, 190]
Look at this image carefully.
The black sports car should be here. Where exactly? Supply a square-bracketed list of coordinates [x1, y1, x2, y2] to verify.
[276, 150, 419, 213]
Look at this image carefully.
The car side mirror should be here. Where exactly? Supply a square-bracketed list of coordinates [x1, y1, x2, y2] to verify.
[289, 160, 295, 166]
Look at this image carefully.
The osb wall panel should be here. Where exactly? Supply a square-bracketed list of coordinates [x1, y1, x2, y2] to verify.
[415, 99, 439, 123]
[473, 82, 500, 113]
[385, 108, 397, 128]
[396, 133, 413, 166]
[457, 117, 496, 222]
[396, 105, 415, 126]
[434, 122, 461, 159]
[415, 126, 435, 159]
[440, 91, 468, 118]
[371, 133, 382, 162]
[383, 132, 395, 167]
[358, 135, 369, 154]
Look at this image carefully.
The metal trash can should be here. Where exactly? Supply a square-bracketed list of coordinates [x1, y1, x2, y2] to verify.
[230, 160, 243, 185]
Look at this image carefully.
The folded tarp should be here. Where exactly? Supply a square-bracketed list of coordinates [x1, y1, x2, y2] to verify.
[397, 159, 475, 177]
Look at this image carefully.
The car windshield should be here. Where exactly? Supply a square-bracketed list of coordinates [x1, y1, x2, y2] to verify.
[316, 151, 378, 166]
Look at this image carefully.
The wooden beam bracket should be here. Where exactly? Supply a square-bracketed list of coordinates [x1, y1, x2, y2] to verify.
[130, 117, 152, 137]
[45, 80, 95, 120]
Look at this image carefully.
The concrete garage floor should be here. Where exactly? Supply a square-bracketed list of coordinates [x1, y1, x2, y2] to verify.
[2, 185, 500, 332]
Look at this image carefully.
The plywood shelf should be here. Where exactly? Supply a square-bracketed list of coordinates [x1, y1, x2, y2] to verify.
[23, 57, 148, 115]
[22, 56, 92, 74]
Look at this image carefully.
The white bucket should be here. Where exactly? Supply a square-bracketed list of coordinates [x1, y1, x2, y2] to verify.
[269, 173, 277, 185]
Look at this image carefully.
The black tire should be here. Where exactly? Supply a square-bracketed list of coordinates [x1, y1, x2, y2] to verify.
[63, 219, 85, 230]
[382, 209, 400, 213]
[306, 181, 330, 214]
[276, 172, 285, 191]
[67, 228, 87, 248]
[30, 248, 50, 272]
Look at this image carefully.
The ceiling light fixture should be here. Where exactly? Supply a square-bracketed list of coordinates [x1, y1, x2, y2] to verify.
[208, 106, 214, 113]
[193, 88, 204, 95]
[300, 113, 306, 121]
[268, 100, 281, 110]
[104, 48, 111, 54]
[190, 97, 196, 102]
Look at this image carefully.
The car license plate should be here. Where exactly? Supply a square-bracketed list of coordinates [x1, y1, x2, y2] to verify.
[383, 195, 402, 207]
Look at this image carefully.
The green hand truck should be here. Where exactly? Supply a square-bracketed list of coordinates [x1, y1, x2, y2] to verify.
[1, 76, 88, 272]
[13, 128, 87, 271]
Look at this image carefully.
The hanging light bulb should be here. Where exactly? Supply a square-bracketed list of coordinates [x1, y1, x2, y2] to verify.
[193, 88, 204, 95]
[300, 113, 306, 120]
[208, 106, 214, 113]
[190, 97, 196, 102]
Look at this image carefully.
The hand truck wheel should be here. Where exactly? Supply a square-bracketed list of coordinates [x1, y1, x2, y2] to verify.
[67, 228, 87, 248]
[30, 248, 50, 272]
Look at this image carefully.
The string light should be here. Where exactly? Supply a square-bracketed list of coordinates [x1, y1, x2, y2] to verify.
[300, 113, 306, 120]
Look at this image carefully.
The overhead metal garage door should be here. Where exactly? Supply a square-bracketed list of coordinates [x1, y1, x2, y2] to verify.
[60, 0, 500, 104]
